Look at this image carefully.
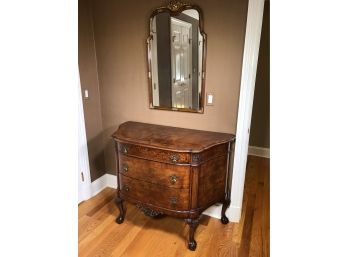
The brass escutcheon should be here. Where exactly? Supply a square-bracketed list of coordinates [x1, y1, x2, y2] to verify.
[170, 175, 178, 184]
[169, 154, 179, 163]
[170, 197, 177, 206]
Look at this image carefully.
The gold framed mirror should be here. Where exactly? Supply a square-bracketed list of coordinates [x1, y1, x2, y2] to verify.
[147, 0, 207, 113]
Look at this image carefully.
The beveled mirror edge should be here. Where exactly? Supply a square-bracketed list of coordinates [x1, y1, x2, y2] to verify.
[146, 0, 207, 114]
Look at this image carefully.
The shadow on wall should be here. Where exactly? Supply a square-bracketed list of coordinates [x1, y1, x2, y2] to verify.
[249, 0, 270, 149]
[87, 132, 106, 182]
[103, 125, 119, 176]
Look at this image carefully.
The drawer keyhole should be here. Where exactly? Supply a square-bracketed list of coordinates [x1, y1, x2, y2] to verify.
[122, 164, 128, 173]
[123, 185, 130, 192]
[122, 146, 128, 154]
[170, 175, 178, 184]
[170, 197, 177, 207]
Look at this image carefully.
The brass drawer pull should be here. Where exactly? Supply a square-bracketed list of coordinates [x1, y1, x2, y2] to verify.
[122, 146, 128, 154]
[123, 185, 130, 192]
[169, 154, 179, 163]
[169, 175, 178, 184]
[170, 197, 177, 207]
[122, 164, 128, 173]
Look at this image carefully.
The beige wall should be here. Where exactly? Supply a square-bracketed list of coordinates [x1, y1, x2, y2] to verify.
[78, 0, 106, 181]
[249, 0, 270, 148]
[88, 0, 249, 174]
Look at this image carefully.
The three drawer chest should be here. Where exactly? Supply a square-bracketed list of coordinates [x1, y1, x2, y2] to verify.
[112, 121, 235, 251]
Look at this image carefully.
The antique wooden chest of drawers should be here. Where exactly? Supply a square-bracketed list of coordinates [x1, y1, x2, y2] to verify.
[112, 121, 235, 251]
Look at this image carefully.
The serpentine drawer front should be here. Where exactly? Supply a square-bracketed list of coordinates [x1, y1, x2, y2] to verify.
[118, 142, 191, 164]
[112, 121, 235, 251]
[118, 155, 190, 189]
[119, 174, 190, 210]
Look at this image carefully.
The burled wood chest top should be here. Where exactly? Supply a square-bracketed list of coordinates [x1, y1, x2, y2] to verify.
[112, 121, 235, 152]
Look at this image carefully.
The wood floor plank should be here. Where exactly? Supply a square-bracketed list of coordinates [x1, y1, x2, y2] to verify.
[78, 155, 270, 257]
[262, 158, 270, 257]
[78, 215, 117, 255]
[249, 158, 265, 257]
[180, 217, 220, 257]
[232, 190, 248, 247]
[204, 221, 236, 257]
[89, 193, 117, 221]
[86, 193, 115, 217]
[119, 215, 186, 257]
[78, 215, 104, 243]
[79, 205, 143, 257]
[79, 188, 115, 218]
[238, 192, 256, 257]
[109, 208, 152, 256]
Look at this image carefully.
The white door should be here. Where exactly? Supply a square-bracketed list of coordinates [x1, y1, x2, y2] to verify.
[150, 17, 160, 107]
[78, 76, 91, 203]
[171, 17, 192, 109]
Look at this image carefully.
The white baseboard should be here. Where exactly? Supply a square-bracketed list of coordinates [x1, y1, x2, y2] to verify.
[203, 203, 222, 219]
[90, 173, 117, 198]
[226, 205, 242, 223]
[203, 204, 242, 223]
[248, 146, 270, 158]
[105, 174, 117, 189]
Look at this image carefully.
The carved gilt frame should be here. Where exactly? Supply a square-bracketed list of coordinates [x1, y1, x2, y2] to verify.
[146, 0, 207, 114]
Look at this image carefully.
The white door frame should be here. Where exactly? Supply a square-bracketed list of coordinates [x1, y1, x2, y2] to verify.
[227, 0, 265, 222]
[78, 73, 92, 203]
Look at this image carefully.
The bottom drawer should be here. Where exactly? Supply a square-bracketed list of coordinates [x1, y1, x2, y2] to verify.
[119, 175, 190, 211]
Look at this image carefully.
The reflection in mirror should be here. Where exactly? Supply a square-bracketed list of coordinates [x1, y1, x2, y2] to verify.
[148, 5, 206, 113]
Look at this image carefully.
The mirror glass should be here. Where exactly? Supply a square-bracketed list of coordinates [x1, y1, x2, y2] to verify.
[148, 8, 206, 113]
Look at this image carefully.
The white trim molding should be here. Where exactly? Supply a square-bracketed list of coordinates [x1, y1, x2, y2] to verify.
[248, 146, 270, 158]
[202, 204, 241, 222]
[227, 205, 242, 223]
[227, 0, 265, 223]
[90, 174, 117, 198]
[203, 203, 222, 219]
[78, 74, 92, 204]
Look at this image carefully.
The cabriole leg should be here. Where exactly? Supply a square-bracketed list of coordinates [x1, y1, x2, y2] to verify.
[185, 218, 200, 251]
[115, 193, 125, 224]
[221, 197, 231, 224]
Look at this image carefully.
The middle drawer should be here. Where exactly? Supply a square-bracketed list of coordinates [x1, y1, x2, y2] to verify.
[118, 155, 190, 189]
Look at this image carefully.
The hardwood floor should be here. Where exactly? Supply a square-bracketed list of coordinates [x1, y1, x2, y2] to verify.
[78, 155, 269, 257]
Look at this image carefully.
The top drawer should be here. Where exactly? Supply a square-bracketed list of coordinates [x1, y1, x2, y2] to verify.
[117, 142, 190, 164]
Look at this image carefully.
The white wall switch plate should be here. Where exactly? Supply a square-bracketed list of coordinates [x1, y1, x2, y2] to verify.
[84, 89, 89, 99]
[206, 93, 214, 106]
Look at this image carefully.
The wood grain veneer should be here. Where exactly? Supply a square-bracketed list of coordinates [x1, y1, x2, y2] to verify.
[112, 121, 235, 251]
[118, 155, 190, 189]
[78, 156, 270, 257]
